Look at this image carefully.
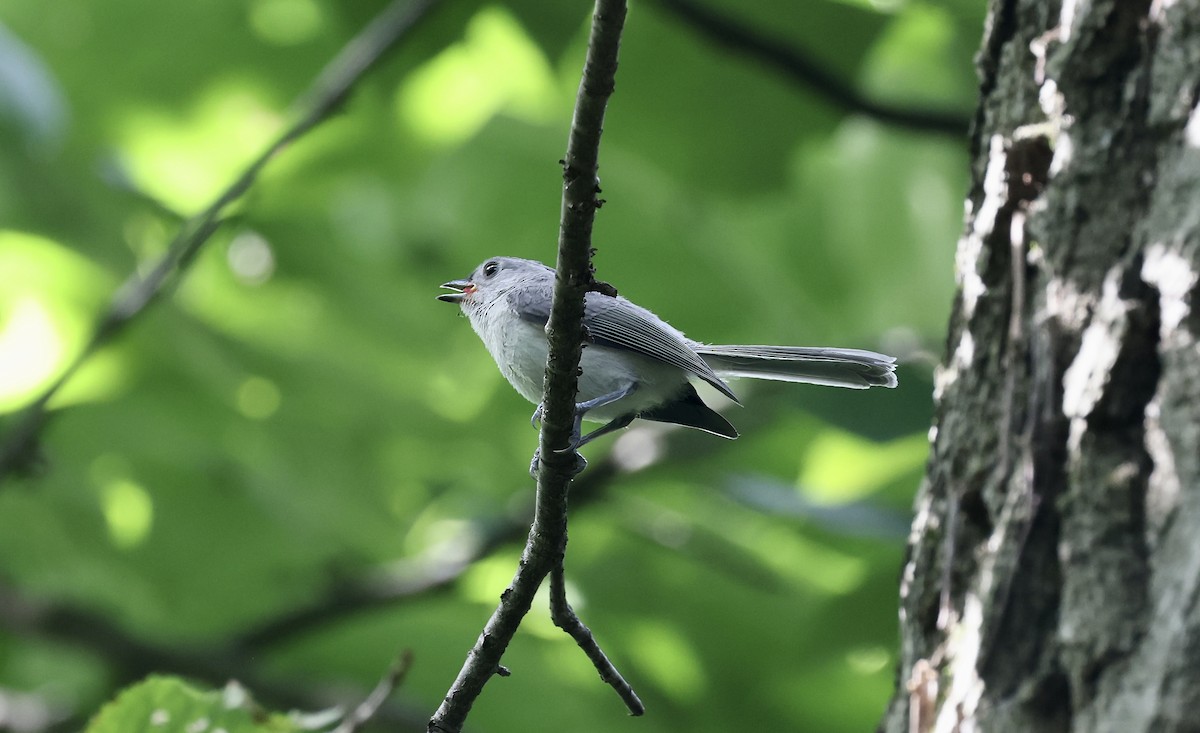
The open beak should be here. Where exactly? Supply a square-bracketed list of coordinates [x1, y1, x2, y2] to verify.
[437, 279, 473, 303]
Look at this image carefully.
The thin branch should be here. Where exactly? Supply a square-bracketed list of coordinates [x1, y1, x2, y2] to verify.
[0, 486, 638, 733]
[0, 434, 791, 730]
[650, 0, 970, 137]
[333, 649, 415, 733]
[0, 584, 430, 733]
[0, 459, 627, 710]
[236, 457, 621, 652]
[0, 458, 621, 733]
[548, 566, 644, 715]
[0, 0, 441, 484]
[426, 1, 629, 731]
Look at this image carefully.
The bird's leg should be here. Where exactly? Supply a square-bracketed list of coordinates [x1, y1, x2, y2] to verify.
[561, 382, 638, 450]
[571, 412, 635, 449]
[529, 383, 638, 477]
[530, 383, 637, 441]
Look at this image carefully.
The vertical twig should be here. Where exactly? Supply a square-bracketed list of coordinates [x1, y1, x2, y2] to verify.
[426, 1, 630, 731]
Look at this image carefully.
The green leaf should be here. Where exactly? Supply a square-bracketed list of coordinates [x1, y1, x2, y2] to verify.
[85, 676, 304, 733]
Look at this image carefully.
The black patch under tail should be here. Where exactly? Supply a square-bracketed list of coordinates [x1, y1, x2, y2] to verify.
[637, 383, 738, 439]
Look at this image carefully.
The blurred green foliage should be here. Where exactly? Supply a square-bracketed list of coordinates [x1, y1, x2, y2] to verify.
[85, 677, 309, 733]
[0, 0, 981, 730]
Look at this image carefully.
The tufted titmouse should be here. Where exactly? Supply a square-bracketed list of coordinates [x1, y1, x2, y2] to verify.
[438, 257, 897, 466]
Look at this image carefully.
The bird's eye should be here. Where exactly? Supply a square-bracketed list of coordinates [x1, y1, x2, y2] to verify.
[483, 261, 499, 278]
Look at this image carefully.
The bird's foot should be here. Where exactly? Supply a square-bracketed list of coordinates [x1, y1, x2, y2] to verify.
[529, 448, 588, 479]
[554, 419, 584, 454]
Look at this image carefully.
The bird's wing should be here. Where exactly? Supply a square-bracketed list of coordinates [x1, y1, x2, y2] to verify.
[510, 286, 739, 403]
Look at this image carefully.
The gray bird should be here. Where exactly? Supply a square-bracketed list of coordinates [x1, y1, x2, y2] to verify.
[439, 257, 897, 471]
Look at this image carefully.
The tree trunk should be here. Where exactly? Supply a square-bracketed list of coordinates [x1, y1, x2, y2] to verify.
[883, 1, 1200, 731]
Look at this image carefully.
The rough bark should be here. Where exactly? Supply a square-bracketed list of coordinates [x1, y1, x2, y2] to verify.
[884, 1, 1200, 731]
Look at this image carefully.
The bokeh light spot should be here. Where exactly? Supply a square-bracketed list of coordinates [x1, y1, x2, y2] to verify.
[236, 376, 281, 420]
[0, 230, 118, 412]
[396, 6, 561, 146]
[227, 231, 276, 285]
[100, 479, 154, 549]
[0, 297, 64, 408]
[625, 622, 706, 701]
[118, 83, 283, 211]
[799, 429, 928, 503]
[248, 0, 322, 46]
[846, 646, 892, 675]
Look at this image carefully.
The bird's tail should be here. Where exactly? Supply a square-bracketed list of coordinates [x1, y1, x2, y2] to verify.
[694, 345, 898, 389]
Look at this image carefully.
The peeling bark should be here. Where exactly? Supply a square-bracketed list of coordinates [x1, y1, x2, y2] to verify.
[884, 1, 1200, 731]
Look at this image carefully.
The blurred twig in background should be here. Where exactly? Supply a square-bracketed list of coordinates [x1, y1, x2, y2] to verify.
[0, 458, 617, 732]
[0, 0, 441, 484]
[651, 0, 971, 136]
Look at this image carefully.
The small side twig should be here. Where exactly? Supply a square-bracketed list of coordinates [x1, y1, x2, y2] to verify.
[0, 0, 441, 484]
[548, 565, 644, 715]
[333, 649, 415, 733]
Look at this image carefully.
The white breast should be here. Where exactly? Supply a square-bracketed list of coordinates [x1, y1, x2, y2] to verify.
[467, 300, 546, 404]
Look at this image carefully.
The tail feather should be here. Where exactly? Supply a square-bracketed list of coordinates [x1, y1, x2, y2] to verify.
[694, 345, 898, 389]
